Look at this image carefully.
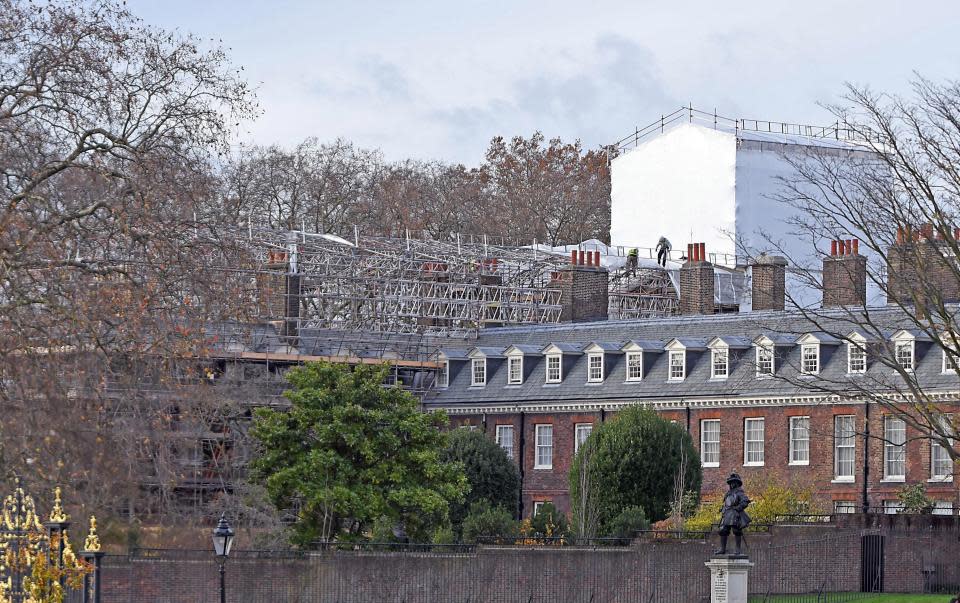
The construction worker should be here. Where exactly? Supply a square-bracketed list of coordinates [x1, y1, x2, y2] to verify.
[626, 248, 638, 275]
[656, 236, 672, 267]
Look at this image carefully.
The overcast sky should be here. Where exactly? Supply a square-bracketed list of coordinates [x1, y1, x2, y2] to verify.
[128, 0, 960, 165]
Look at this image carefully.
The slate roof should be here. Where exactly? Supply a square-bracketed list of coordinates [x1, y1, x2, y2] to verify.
[425, 306, 960, 407]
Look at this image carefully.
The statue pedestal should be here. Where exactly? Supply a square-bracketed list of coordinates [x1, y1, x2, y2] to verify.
[705, 556, 753, 603]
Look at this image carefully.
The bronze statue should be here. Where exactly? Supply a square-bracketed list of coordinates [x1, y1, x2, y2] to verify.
[715, 472, 751, 556]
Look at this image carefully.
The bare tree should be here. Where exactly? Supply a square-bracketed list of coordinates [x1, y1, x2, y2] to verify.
[758, 76, 960, 464]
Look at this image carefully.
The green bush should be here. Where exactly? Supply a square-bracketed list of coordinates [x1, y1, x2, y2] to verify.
[897, 484, 934, 514]
[604, 506, 649, 540]
[461, 502, 517, 543]
[443, 429, 520, 532]
[530, 502, 568, 538]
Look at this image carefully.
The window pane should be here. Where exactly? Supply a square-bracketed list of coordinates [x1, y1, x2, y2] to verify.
[712, 349, 728, 378]
[834, 501, 856, 514]
[835, 415, 856, 479]
[536, 425, 553, 468]
[884, 417, 906, 478]
[508, 357, 522, 383]
[848, 344, 866, 373]
[896, 342, 914, 370]
[496, 425, 514, 459]
[472, 359, 485, 385]
[790, 416, 810, 463]
[757, 346, 774, 375]
[670, 351, 685, 379]
[745, 418, 764, 464]
[438, 361, 449, 387]
[701, 419, 720, 465]
[802, 345, 819, 374]
[627, 353, 643, 380]
[575, 424, 593, 453]
[546, 355, 561, 382]
[588, 354, 603, 382]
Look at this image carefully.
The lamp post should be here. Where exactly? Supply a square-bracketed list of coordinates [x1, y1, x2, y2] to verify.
[211, 513, 234, 603]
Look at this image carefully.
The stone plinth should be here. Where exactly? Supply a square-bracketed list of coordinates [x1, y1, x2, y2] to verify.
[705, 556, 754, 603]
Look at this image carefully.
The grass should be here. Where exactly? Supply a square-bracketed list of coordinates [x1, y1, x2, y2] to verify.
[749, 594, 955, 603]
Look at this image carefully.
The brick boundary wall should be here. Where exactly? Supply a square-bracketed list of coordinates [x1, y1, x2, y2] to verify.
[91, 520, 960, 603]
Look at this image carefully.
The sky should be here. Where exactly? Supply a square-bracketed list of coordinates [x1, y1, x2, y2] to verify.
[127, 0, 960, 165]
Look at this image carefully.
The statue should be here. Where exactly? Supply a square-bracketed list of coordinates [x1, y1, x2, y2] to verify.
[715, 472, 751, 557]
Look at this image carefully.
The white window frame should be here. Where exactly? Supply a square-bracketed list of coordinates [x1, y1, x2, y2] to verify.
[847, 343, 867, 374]
[834, 415, 856, 482]
[625, 352, 643, 382]
[711, 348, 729, 379]
[532, 501, 548, 516]
[930, 414, 953, 482]
[471, 358, 486, 387]
[495, 424, 515, 460]
[883, 416, 906, 481]
[943, 348, 958, 374]
[545, 354, 562, 384]
[700, 419, 720, 467]
[575, 423, 593, 453]
[507, 355, 523, 385]
[587, 353, 604, 383]
[895, 341, 914, 372]
[883, 500, 903, 515]
[437, 360, 449, 388]
[789, 416, 810, 465]
[756, 344, 774, 377]
[801, 344, 820, 375]
[744, 418, 765, 466]
[668, 350, 686, 381]
[932, 501, 954, 516]
[534, 424, 553, 469]
[833, 501, 857, 514]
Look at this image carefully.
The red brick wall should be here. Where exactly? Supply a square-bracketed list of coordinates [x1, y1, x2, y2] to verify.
[451, 401, 960, 517]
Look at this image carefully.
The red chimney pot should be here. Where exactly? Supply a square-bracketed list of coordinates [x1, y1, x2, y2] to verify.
[852, 239, 859, 255]
[578, 250, 585, 265]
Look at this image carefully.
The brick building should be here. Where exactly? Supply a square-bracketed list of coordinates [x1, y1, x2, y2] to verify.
[424, 240, 960, 519]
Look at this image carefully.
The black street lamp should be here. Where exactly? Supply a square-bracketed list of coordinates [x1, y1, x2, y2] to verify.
[212, 513, 235, 603]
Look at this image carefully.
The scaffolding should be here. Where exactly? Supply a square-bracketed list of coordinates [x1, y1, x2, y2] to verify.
[241, 228, 683, 340]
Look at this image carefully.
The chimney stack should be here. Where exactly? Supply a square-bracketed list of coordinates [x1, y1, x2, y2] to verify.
[680, 242, 715, 315]
[823, 239, 867, 308]
[750, 253, 788, 311]
[551, 247, 609, 322]
[889, 224, 960, 305]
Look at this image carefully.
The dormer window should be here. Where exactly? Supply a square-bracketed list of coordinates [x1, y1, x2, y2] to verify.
[437, 361, 449, 388]
[756, 344, 774, 376]
[942, 344, 958, 374]
[508, 355, 523, 384]
[471, 358, 486, 386]
[546, 354, 562, 383]
[587, 353, 604, 383]
[848, 342, 866, 374]
[668, 350, 686, 381]
[711, 348, 729, 379]
[801, 344, 820, 375]
[626, 352, 643, 381]
[895, 341, 914, 371]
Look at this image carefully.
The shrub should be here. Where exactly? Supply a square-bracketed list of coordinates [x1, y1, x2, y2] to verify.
[897, 484, 934, 514]
[443, 429, 521, 532]
[685, 477, 822, 532]
[529, 502, 568, 538]
[604, 506, 650, 541]
[461, 502, 517, 543]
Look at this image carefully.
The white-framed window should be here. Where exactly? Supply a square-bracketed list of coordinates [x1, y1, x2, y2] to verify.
[930, 414, 953, 481]
[575, 423, 593, 453]
[789, 416, 810, 465]
[711, 349, 729, 379]
[626, 352, 643, 381]
[895, 341, 914, 371]
[848, 343, 867, 374]
[834, 415, 856, 481]
[587, 353, 604, 383]
[471, 358, 486, 386]
[535, 424, 553, 469]
[495, 425, 514, 460]
[883, 500, 903, 515]
[756, 345, 774, 376]
[508, 356, 523, 385]
[532, 501, 549, 516]
[801, 344, 820, 375]
[668, 350, 686, 381]
[545, 354, 562, 383]
[932, 501, 955, 516]
[834, 501, 857, 514]
[700, 419, 720, 467]
[744, 418, 765, 466]
[884, 416, 906, 480]
[943, 349, 958, 374]
[437, 361, 449, 387]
